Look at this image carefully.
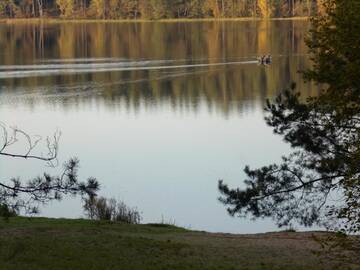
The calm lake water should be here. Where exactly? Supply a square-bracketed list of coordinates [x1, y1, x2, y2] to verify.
[0, 20, 318, 233]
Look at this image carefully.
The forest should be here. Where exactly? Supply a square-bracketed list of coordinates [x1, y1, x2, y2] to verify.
[0, 0, 325, 19]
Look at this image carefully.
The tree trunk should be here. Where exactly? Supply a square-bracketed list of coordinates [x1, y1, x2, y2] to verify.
[221, 0, 224, 17]
[36, 0, 43, 17]
[32, 0, 35, 17]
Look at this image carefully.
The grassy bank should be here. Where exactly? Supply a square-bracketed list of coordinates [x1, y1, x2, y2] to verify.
[0, 17, 309, 24]
[0, 217, 354, 270]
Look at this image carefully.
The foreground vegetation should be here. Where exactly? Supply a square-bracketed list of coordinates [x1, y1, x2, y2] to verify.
[0, 217, 358, 270]
[219, 0, 360, 234]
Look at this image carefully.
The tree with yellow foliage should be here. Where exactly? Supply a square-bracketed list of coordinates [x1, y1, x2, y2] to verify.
[56, 0, 74, 18]
[258, 0, 270, 17]
[205, 0, 220, 18]
[89, 0, 106, 18]
[317, 0, 327, 14]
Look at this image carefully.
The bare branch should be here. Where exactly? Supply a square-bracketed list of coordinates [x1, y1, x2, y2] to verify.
[0, 123, 60, 166]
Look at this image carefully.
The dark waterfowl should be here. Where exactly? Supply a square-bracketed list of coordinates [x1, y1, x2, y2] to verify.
[258, 55, 272, 65]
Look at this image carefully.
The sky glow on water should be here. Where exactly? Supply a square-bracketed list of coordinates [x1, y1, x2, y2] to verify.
[0, 20, 319, 233]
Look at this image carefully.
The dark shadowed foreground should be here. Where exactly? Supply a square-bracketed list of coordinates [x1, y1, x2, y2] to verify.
[0, 217, 358, 270]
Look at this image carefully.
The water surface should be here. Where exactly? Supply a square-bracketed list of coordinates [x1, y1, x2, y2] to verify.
[0, 20, 318, 233]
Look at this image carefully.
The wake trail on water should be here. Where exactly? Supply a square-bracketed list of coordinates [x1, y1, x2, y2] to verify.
[0, 60, 178, 71]
[38, 57, 129, 63]
[0, 60, 257, 79]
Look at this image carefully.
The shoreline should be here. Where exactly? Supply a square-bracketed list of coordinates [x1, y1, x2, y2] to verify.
[0, 17, 310, 24]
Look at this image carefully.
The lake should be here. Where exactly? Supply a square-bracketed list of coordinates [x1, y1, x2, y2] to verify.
[0, 20, 318, 233]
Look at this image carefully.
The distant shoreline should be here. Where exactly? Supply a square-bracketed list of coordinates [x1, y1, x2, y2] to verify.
[0, 17, 310, 24]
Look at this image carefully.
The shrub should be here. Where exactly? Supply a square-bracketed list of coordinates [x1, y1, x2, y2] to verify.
[0, 204, 17, 220]
[83, 196, 141, 224]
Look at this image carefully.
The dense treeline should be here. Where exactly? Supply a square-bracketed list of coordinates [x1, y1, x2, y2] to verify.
[0, 0, 325, 19]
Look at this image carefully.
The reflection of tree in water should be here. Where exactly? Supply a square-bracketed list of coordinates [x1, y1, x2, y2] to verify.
[0, 20, 318, 115]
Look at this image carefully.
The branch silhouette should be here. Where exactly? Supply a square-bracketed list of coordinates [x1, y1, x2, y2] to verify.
[0, 123, 99, 215]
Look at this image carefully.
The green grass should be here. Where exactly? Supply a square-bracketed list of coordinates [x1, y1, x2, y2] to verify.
[0, 217, 352, 270]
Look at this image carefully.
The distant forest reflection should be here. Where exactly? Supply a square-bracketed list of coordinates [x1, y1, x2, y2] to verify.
[0, 20, 317, 115]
